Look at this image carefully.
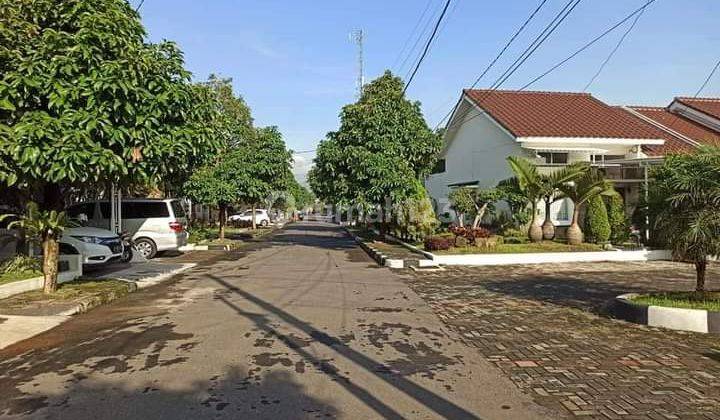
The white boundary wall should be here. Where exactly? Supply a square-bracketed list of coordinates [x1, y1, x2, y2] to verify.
[431, 249, 671, 266]
[0, 254, 83, 299]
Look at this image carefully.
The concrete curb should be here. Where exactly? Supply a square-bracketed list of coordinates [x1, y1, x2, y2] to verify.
[609, 293, 720, 334]
[342, 228, 404, 268]
[427, 249, 672, 266]
[0, 263, 197, 349]
[0, 255, 83, 299]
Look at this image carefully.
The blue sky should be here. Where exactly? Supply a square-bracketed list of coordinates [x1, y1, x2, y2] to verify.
[138, 0, 720, 182]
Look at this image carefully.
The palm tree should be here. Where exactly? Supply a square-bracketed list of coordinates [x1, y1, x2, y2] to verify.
[557, 168, 616, 245]
[0, 202, 71, 293]
[507, 157, 544, 242]
[651, 148, 720, 292]
[539, 163, 589, 240]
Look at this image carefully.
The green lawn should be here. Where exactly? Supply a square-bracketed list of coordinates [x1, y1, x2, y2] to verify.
[0, 270, 43, 286]
[433, 241, 602, 255]
[630, 292, 720, 312]
[0, 278, 133, 307]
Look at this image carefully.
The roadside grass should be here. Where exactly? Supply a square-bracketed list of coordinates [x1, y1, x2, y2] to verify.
[630, 292, 720, 312]
[0, 270, 43, 286]
[0, 278, 133, 309]
[433, 241, 602, 255]
[188, 226, 275, 244]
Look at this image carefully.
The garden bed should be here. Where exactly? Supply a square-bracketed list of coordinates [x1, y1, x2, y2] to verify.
[0, 270, 43, 286]
[611, 292, 720, 334]
[629, 292, 720, 312]
[433, 241, 602, 255]
[0, 278, 134, 316]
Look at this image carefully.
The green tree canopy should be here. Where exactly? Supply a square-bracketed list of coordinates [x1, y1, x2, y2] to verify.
[309, 71, 441, 228]
[650, 147, 720, 292]
[0, 0, 222, 202]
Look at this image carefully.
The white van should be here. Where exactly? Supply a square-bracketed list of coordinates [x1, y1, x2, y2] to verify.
[66, 199, 188, 259]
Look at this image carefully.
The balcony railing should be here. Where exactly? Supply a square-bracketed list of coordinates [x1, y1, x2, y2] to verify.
[535, 163, 646, 182]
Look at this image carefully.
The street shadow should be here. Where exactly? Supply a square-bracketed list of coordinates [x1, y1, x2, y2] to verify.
[1, 364, 339, 418]
[482, 276, 648, 313]
[207, 274, 480, 419]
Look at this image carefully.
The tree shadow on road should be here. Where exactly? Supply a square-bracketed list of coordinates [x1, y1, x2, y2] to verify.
[207, 274, 480, 419]
[1, 363, 339, 418]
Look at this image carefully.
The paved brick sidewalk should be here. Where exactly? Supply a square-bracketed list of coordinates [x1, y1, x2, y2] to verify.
[402, 261, 720, 419]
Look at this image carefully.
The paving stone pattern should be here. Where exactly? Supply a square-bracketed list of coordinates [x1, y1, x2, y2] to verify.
[402, 261, 720, 419]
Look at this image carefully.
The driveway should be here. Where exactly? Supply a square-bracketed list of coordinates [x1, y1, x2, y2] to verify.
[403, 263, 720, 419]
[0, 221, 549, 419]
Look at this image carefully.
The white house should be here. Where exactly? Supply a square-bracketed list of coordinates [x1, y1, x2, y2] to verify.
[427, 91, 720, 230]
[426, 89, 672, 228]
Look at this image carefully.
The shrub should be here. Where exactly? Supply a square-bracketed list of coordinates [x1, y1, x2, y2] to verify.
[503, 236, 526, 244]
[500, 226, 526, 238]
[1, 255, 41, 274]
[606, 194, 630, 244]
[424, 236, 452, 251]
[584, 195, 610, 243]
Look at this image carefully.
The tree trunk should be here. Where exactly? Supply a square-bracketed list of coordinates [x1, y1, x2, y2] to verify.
[695, 260, 707, 293]
[42, 236, 59, 294]
[251, 203, 257, 230]
[456, 212, 464, 227]
[529, 203, 543, 243]
[218, 203, 227, 240]
[566, 208, 583, 245]
[472, 203, 489, 229]
[542, 199, 555, 240]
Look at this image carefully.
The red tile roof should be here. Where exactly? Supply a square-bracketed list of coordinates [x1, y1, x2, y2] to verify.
[463, 89, 665, 140]
[629, 106, 720, 152]
[621, 107, 704, 156]
[675, 97, 720, 120]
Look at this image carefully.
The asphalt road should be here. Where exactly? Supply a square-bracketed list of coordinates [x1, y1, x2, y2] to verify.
[0, 221, 550, 419]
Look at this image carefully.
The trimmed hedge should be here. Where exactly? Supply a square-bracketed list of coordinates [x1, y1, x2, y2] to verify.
[584, 195, 610, 244]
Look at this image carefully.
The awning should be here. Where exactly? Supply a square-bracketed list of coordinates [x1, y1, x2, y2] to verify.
[521, 146, 608, 153]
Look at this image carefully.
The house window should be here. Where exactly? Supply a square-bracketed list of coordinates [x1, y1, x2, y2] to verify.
[431, 159, 446, 174]
[591, 154, 625, 164]
[537, 152, 568, 165]
[556, 198, 571, 221]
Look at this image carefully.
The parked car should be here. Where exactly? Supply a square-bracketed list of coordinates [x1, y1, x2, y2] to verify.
[228, 209, 271, 227]
[60, 226, 124, 266]
[66, 198, 188, 259]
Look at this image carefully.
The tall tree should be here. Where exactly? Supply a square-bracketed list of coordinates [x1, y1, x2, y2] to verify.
[309, 71, 441, 233]
[231, 126, 293, 229]
[0, 0, 222, 292]
[0, 0, 222, 206]
[650, 147, 720, 292]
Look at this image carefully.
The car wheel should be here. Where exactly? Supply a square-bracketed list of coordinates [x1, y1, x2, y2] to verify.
[134, 238, 157, 259]
[261, 219, 269, 227]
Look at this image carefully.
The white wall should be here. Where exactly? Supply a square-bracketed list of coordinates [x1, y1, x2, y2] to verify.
[426, 101, 521, 217]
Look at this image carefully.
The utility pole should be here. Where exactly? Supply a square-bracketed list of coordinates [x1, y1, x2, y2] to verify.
[350, 29, 364, 99]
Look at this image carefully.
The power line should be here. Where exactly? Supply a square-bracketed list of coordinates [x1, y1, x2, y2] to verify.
[446, 0, 653, 132]
[397, 1, 445, 77]
[442, 0, 583, 132]
[432, 0, 551, 128]
[470, 0, 550, 90]
[391, 0, 434, 73]
[403, 0, 453, 95]
[583, 5, 646, 91]
[135, 0, 146, 12]
[520, 0, 655, 90]
[694, 58, 720, 97]
[489, 0, 583, 91]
